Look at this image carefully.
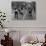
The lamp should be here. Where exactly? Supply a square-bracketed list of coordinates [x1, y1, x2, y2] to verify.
[5, 29, 10, 36]
[5, 29, 9, 33]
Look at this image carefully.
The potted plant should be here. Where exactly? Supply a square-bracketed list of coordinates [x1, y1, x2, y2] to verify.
[0, 10, 6, 28]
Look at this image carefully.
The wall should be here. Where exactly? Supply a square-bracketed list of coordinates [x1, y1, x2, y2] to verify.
[0, 0, 46, 27]
[0, 0, 46, 29]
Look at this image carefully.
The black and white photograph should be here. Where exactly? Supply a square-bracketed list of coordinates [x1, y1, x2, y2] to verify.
[11, 1, 36, 20]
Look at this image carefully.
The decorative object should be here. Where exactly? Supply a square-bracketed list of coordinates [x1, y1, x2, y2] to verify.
[1, 28, 13, 46]
[41, 34, 46, 46]
[11, 1, 36, 20]
[1, 31, 13, 46]
[0, 10, 6, 28]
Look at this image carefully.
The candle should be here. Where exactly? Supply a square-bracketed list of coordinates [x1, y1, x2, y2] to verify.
[5, 29, 9, 33]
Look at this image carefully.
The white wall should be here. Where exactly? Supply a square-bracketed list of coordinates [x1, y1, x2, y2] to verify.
[6, 0, 46, 27]
[0, 0, 46, 28]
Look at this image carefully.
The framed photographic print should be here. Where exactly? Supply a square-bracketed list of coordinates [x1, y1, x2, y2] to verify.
[11, 1, 36, 20]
